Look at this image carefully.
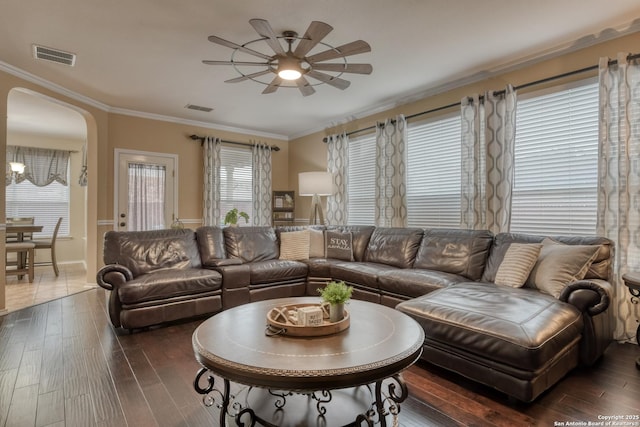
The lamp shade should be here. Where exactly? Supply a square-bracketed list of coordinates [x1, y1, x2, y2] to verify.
[9, 162, 25, 174]
[299, 171, 334, 196]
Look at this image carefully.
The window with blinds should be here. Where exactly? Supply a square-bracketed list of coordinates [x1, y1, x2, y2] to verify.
[407, 114, 462, 228]
[219, 145, 253, 225]
[347, 133, 376, 225]
[510, 79, 598, 236]
[6, 180, 70, 238]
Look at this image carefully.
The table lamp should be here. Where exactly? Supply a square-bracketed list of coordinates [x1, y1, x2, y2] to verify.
[299, 171, 334, 225]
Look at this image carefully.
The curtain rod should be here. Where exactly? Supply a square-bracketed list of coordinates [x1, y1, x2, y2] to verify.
[188, 134, 280, 151]
[322, 52, 640, 143]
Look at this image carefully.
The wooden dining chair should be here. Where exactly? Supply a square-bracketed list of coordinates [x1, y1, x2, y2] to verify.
[5, 241, 36, 282]
[34, 217, 62, 276]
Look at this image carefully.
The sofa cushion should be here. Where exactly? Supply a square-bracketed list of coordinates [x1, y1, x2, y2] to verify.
[413, 229, 493, 280]
[249, 259, 308, 285]
[329, 261, 397, 290]
[103, 229, 202, 277]
[378, 269, 468, 298]
[118, 268, 222, 304]
[494, 243, 542, 288]
[279, 230, 310, 260]
[364, 227, 423, 268]
[196, 226, 227, 266]
[525, 238, 600, 298]
[325, 230, 353, 261]
[224, 226, 279, 262]
[396, 282, 583, 372]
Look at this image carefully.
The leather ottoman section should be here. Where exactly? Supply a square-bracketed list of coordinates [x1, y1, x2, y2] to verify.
[329, 261, 398, 290]
[118, 268, 222, 305]
[378, 269, 468, 298]
[396, 282, 583, 372]
[422, 337, 580, 402]
[249, 259, 308, 284]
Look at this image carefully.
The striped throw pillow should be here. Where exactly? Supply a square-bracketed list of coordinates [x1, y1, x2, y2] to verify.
[494, 243, 543, 288]
[279, 230, 310, 260]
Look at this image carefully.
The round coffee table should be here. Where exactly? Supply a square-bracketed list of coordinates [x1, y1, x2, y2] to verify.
[192, 297, 424, 426]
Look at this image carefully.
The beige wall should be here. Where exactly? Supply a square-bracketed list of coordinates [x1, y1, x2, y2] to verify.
[289, 30, 640, 220]
[106, 113, 289, 226]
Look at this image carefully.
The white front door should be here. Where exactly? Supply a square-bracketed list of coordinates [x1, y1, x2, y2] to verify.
[115, 150, 177, 231]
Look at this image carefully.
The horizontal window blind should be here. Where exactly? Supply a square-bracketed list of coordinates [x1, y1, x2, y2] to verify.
[511, 81, 598, 236]
[347, 134, 376, 225]
[6, 180, 70, 238]
[407, 114, 461, 228]
[219, 145, 253, 225]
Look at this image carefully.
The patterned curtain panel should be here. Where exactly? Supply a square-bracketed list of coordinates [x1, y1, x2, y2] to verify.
[375, 115, 407, 227]
[326, 132, 349, 225]
[597, 53, 640, 342]
[6, 145, 70, 187]
[460, 85, 517, 233]
[251, 141, 272, 226]
[202, 136, 221, 226]
[78, 143, 88, 187]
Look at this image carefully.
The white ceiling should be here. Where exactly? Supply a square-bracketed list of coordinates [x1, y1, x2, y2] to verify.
[2, 1, 640, 141]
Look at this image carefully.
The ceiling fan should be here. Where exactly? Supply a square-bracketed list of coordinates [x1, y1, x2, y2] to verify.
[202, 19, 373, 96]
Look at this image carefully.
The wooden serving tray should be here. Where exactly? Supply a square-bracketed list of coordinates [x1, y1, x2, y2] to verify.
[266, 303, 350, 337]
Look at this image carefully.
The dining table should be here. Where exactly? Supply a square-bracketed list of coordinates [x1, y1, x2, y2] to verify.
[6, 223, 44, 241]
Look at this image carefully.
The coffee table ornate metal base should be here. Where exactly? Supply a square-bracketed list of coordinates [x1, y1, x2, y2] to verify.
[192, 297, 424, 426]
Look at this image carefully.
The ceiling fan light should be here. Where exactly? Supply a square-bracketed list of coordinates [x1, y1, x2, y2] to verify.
[277, 56, 302, 80]
[278, 68, 302, 80]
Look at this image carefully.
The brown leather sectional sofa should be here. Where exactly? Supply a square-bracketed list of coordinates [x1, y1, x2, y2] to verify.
[96, 225, 614, 402]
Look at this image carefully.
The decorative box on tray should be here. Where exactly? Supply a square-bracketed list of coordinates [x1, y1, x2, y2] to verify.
[266, 303, 350, 337]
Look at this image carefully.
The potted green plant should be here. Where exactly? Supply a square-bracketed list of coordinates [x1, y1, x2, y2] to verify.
[318, 280, 353, 322]
[224, 208, 250, 226]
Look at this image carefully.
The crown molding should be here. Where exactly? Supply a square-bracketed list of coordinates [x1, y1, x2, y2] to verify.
[292, 18, 640, 140]
[109, 107, 289, 141]
[0, 60, 111, 111]
[0, 61, 288, 141]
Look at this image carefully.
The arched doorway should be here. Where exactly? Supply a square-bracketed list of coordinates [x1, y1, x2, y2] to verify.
[3, 88, 98, 308]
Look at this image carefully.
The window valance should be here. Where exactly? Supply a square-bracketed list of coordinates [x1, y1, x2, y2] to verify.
[6, 145, 71, 187]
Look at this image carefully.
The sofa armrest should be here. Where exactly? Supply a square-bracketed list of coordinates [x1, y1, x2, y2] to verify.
[216, 264, 251, 289]
[204, 258, 244, 268]
[96, 264, 134, 291]
[558, 279, 611, 316]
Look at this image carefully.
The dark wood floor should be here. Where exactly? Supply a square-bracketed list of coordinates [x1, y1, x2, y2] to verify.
[1, 288, 639, 427]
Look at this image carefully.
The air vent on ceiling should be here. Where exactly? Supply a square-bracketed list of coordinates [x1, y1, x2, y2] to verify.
[32, 44, 76, 66]
[185, 104, 214, 113]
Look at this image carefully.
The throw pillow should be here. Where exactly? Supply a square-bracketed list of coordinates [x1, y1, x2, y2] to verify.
[494, 243, 543, 288]
[325, 230, 354, 261]
[279, 230, 310, 260]
[525, 238, 600, 298]
[309, 228, 325, 258]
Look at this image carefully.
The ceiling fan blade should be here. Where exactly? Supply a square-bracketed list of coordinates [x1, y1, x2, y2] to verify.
[262, 76, 283, 94]
[207, 35, 272, 60]
[306, 40, 371, 63]
[295, 76, 316, 97]
[225, 69, 274, 83]
[306, 70, 351, 90]
[311, 63, 373, 74]
[293, 21, 333, 58]
[250, 19, 286, 55]
[203, 60, 270, 66]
